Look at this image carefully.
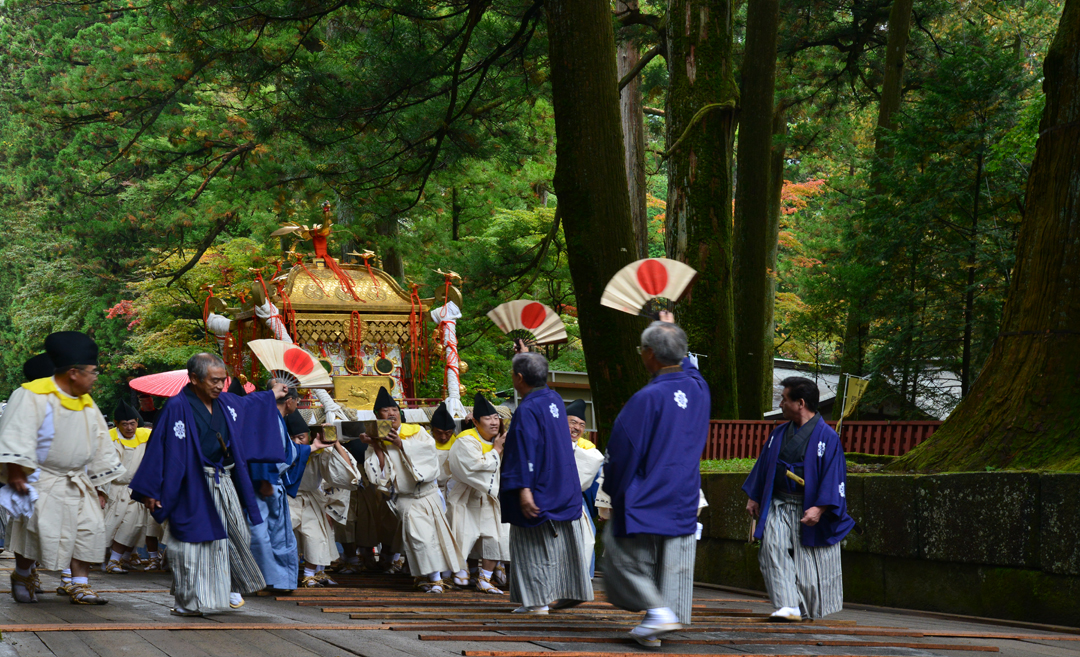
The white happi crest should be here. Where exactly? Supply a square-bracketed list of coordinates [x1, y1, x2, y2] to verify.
[674, 390, 688, 409]
[549, 403, 560, 419]
[817, 440, 826, 457]
[228, 406, 237, 422]
[174, 421, 186, 440]
[839, 482, 846, 498]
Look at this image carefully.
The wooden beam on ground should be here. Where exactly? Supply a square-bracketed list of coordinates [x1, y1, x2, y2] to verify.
[419, 635, 999, 651]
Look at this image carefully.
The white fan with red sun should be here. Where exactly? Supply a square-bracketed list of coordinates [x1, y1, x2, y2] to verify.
[247, 339, 333, 388]
[600, 258, 698, 317]
[487, 300, 568, 345]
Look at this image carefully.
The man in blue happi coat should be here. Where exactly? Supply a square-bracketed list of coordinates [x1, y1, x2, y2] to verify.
[130, 353, 288, 616]
[246, 378, 328, 592]
[500, 346, 595, 614]
[602, 313, 710, 647]
[743, 376, 854, 621]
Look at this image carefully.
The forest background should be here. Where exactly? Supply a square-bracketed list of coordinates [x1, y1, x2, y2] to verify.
[0, 0, 1068, 470]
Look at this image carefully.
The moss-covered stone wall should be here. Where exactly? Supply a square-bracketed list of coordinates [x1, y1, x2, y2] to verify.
[696, 472, 1080, 627]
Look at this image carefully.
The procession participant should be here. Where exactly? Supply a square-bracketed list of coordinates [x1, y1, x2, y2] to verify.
[500, 347, 594, 614]
[290, 412, 362, 588]
[603, 315, 709, 646]
[101, 399, 160, 574]
[429, 401, 458, 501]
[566, 398, 603, 576]
[446, 392, 509, 593]
[335, 453, 400, 574]
[742, 376, 854, 621]
[0, 332, 125, 604]
[247, 381, 318, 592]
[361, 388, 463, 593]
[129, 353, 287, 616]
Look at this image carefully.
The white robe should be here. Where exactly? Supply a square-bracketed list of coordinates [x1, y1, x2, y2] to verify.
[0, 384, 125, 569]
[362, 426, 463, 575]
[289, 446, 360, 566]
[103, 427, 161, 548]
[446, 431, 509, 561]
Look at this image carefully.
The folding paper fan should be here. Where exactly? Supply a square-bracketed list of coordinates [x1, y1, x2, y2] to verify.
[487, 300, 568, 345]
[600, 258, 698, 317]
[247, 339, 333, 388]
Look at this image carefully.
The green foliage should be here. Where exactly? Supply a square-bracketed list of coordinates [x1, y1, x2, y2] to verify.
[700, 458, 756, 473]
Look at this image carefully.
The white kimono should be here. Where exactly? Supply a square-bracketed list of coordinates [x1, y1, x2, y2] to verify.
[290, 445, 361, 566]
[446, 429, 509, 561]
[362, 424, 463, 576]
[103, 427, 162, 548]
[0, 380, 125, 569]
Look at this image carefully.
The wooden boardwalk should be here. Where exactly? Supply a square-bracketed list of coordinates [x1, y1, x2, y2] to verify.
[0, 554, 1077, 657]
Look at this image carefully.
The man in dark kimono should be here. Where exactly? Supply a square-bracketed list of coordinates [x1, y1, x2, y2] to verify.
[247, 380, 320, 592]
[742, 376, 854, 621]
[500, 348, 595, 615]
[602, 315, 710, 647]
[129, 353, 287, 616]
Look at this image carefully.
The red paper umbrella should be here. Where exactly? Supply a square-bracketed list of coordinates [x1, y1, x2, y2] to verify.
[129, 369, 255, 398]
[600, 257, 698, 316]
[486, 300, 568, 345]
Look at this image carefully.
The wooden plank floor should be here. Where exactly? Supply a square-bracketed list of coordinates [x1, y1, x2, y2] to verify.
[0, 553, 1078, 657]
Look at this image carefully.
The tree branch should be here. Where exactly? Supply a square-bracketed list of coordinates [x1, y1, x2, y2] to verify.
[166, 212, 237, 286]
[618, 44, 661, 91]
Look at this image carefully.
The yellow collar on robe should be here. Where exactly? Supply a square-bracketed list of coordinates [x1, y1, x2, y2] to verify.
[576, 436, 596, 450]
[457, 428, 494, 454]
[399, 423, 422, 439]
[21, 377, 95, 411]
[434, 433, 458, 451]
[110, 426, 152, 449]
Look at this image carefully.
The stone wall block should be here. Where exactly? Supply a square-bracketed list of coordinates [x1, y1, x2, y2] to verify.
[1039, 473, 1080, 575]
[916, 473, 1039, 567]
[700, 473, 756, 541]
[855, 475, 919, 558]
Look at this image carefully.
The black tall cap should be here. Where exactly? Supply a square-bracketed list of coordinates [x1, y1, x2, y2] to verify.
[44, 331, 98, 369]
[22, 353, 54, 382]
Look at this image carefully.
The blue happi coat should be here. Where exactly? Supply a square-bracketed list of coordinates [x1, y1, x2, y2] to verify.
[742, 419, 855, 547]
[129, 388, 285, 543]
[249, 415, 311, 499]
[500, 386, 582, 527]
[605, 357, 710, 538]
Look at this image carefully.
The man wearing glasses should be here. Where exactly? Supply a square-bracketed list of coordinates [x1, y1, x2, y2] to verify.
[0, 331, 126, 605]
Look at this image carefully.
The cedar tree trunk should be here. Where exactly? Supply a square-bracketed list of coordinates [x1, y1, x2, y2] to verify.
[891, 0, 1080, 472]
[618, 0, 650, 259]
[664, 0, 739, 419]
[546, 0, 647, 441]
[733, 0, 780, 419]
[762, 108, 787, 410]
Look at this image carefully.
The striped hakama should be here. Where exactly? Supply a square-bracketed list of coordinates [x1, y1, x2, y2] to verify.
[508, 515, 594, 608]
[167, 467, 265, 613]
[759, 496, 843, 619]
[601, 522, 696, 625]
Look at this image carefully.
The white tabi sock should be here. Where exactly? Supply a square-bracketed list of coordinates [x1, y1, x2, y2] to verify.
[122, 550, 132, 560]
[304, 567, 315, 578]
[72, 576, 89, 586]
[109, 550, 124, 562]
[316, 565, 325, 573]
[391, 553, 401, 563]
[428, 572, 441, 582]
[14, 566, 32, 578]
[478, 568, 493, 580]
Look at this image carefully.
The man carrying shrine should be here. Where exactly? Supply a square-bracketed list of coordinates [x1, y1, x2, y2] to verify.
[743, 376, 854, 621]
[500, 348, 594, 614]
[290, 411, 361, 588]
[0, 332, 126, 605]
[129, 353, 287, 616]
[602, 315, 710, 646]
[361, 388, 463, 593]
[447, 392, 509, 593]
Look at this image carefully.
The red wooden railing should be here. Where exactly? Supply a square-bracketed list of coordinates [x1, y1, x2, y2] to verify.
[701, 420, 942, 459]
